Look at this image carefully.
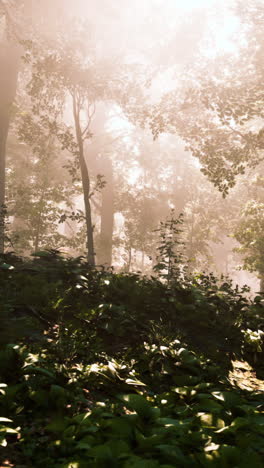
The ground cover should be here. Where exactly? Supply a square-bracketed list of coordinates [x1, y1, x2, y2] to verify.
[0, 252, 263, 467]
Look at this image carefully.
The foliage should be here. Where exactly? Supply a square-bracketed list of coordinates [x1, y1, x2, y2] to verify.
[0, 252, 263, 466]
[153, 210, 185, 283]
[147, 1, 264, 196]
[234, 201, 264, 277]
[1, 340, 264, 467]
[116, 189, 159, 271]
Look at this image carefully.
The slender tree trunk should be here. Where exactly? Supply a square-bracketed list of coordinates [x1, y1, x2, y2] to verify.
[0, 42, 19, 252]
[72, 94, 95, 265]
[259, 276, 264, 293]
[127, 247, 132, 272]
[0, 111, 8, 253]
[34, 224, 40, 253]
[141, 250, 145, 271]
[187, 212, 194, 275]
[97, 156, 114, 266]
[80, 153, 95, 265]
[33, 188, 46, 253]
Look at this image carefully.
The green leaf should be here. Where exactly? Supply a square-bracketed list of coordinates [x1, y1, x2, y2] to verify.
[119, 394, 156, 420]
[0, 427, 19, 434]
[124, 457, 160, 468]
[211, 391, 243, 408]
[46, 418, 69, 433]
[196, 398, 223, 413]
[88, 443, 113, 460]
[50, 384, 66, 399]
[198, 413, 225, 428]
[172, 375, 200, 386]
[125, 378, 146, 386]
[23, 366, 55, 379]
[31, 251, 52, 257]
[157, 417, 186, 428]
[106, 418, 133, 439]
[156, 445, 186, 464]
[0, 263, 14, 270]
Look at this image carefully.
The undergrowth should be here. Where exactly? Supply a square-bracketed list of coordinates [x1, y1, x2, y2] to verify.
[0, 251, 263, 467]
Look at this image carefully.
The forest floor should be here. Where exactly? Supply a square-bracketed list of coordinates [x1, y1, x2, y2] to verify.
[1, 361, 263, 468]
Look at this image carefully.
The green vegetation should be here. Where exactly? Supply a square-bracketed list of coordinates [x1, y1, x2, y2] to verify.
[0, 2, 264, 466]
[0, 251, 263, 467]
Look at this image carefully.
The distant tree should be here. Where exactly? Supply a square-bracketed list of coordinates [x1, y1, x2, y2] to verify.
[22, 16, 148, 264]
[235, 201, 264, 290]
[118, 190, 160, 272]
[233, 171, 264, 290]
[0, 1, 20, 252]
[153, 210, 185, 284]
[6, 132, 73, 253]
[83, 105, 118, 267]
[0, 0, 71, 252]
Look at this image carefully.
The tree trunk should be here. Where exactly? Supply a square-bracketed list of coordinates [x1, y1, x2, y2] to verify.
[141, 250, 145, 271]
[127, 247, 132, 272]
[72, 94, 95, 265]
[33, 188, 46, 253]
[0, 42, 19, 253]
[80, 152, 95, 265]
[0, 110, 8, 253]
[97, 155, 114, 266]
[259, 276, 264, 293]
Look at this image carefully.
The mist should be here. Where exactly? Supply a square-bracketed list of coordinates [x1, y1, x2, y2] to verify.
[0, 0, 263, 293]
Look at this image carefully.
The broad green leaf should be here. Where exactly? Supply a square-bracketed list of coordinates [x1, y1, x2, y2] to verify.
[23, 366, 55, 379]
[0, 427, 19, 434]
[196, 398, 223, 413]
[125, 378, 146, 386]
[31, 251, 51, 257]
[119, 394, 154, 419]
[0, 263, 14, 270]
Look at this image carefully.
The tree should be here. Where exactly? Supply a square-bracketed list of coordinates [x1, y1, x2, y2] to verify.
[21, 13, 149, 264]
[21, 30, 101, 264]
[96, 154, 114, 266]
[148, 1, 264, 196]
[0, 1, 20, 252]
[0, 0, 70, 253]
[154, 210, 185, 284]
[232, 170, 264, 290]
[83, 104, 117, 267]
[117, 190, 160, 272]
[234, 201, 264, 288]
[6, 132, 72, 254]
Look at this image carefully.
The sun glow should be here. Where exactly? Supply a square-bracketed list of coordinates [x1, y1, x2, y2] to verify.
[155, 0, 217, 11]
